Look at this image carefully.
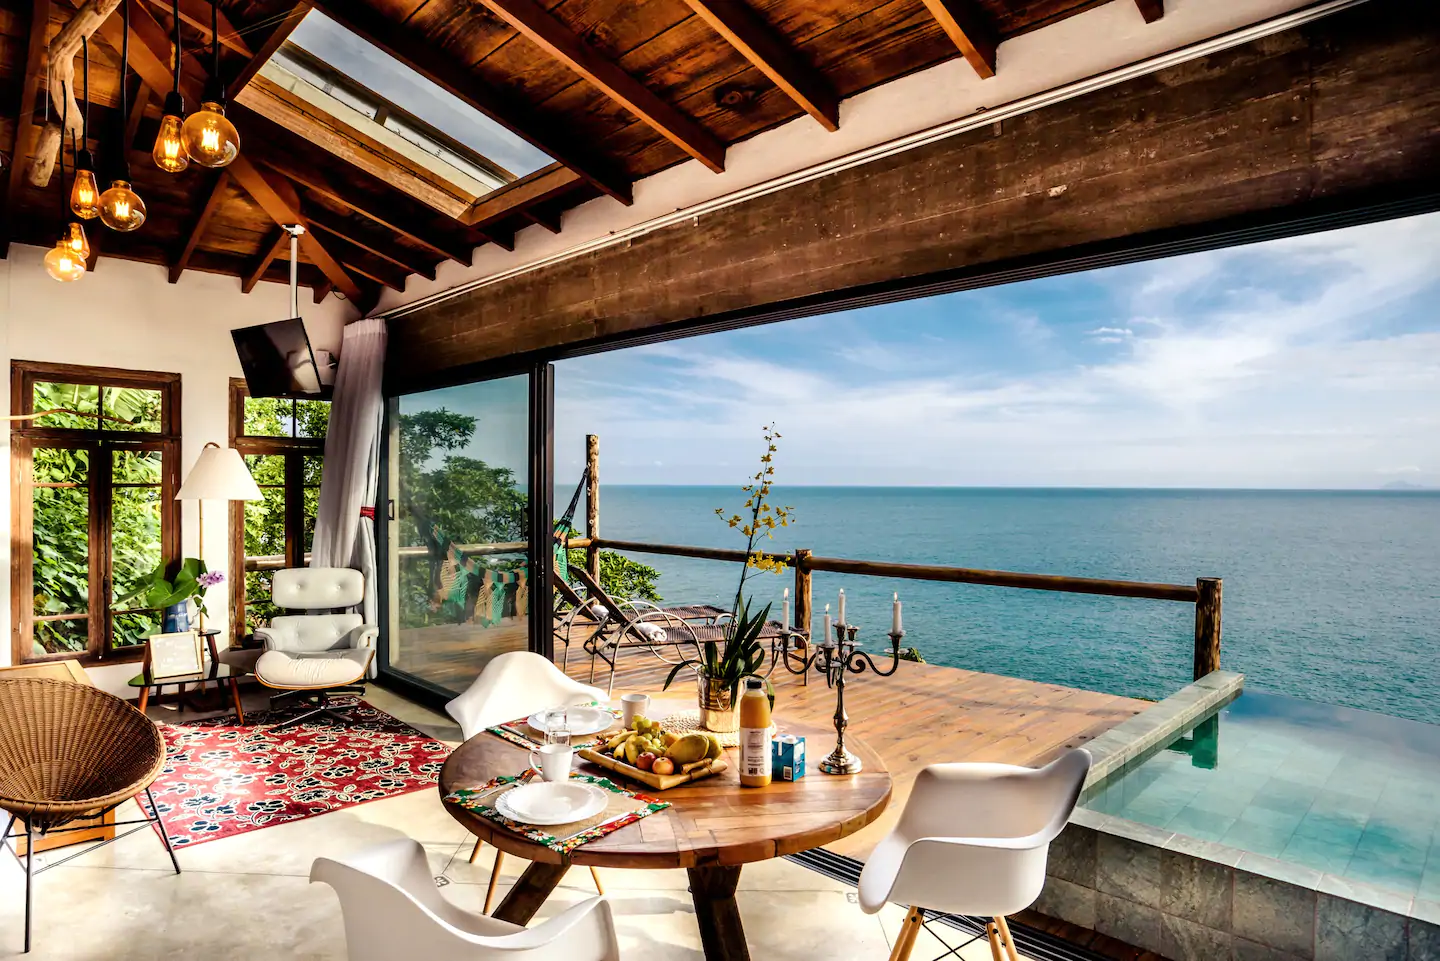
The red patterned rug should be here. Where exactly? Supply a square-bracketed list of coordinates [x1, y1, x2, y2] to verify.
[143, 699, 449, 848]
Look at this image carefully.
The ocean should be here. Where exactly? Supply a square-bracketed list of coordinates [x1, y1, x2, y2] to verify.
[587, 487, 1440, 725]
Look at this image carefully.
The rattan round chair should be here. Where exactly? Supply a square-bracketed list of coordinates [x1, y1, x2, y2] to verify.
[0, 678, 180, 953]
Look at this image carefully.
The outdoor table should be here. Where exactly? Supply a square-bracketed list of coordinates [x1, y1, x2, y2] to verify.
[439, 714, 891, 960]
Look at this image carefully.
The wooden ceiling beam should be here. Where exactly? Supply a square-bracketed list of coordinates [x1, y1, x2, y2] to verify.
[169, 169, 229, 283]
[242, 227, 288, 294]
[302, 0, 633, 205]
[138, 0, 251, 57]
[476, 0, 725, 172]
[229, 156, 363, 302]
[123, 77, 151, 152]
[302, 207, 437, 281]
[252, 142, 475, 267]
[227, 1, 311, 100]
[311, 280, 331, 304]
[682, 0, 839, 131]
[522, 207, 562, 234]
[1135, 0, 1164, 23]
[462, 163, 581, 228]
[2, 0, 53, 260]
[920, 0, 997, 79]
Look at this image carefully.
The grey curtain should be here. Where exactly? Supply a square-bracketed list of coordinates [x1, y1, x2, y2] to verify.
[311, 318, 387, 639]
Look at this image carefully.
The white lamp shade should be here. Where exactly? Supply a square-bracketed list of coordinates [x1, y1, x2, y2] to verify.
[176, 444, 263, 501]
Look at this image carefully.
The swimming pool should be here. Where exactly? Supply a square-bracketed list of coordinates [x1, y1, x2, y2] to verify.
[1082, 690, 1440, 900]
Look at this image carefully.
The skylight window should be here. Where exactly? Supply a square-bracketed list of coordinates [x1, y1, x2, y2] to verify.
[259, 10, 552, 204]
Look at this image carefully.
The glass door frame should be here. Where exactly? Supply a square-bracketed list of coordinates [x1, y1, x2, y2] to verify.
[375, 359, 554, 710]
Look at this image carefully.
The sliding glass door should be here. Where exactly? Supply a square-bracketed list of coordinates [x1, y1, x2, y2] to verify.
[379, 366, 552, 698]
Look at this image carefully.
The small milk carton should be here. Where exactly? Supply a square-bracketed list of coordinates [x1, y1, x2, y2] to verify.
[771, 734, 806, 781]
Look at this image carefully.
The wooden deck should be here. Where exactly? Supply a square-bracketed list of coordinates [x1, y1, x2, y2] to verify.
[392, 620, 1148, 858]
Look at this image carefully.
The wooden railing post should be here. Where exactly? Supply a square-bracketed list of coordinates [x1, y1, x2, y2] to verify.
[1193, 577, 1222, 679]
[793, 548, 812, 641]
[585, 434, 600, 582]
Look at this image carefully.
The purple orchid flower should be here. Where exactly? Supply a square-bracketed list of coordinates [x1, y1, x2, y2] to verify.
[197, 570, 225, 588]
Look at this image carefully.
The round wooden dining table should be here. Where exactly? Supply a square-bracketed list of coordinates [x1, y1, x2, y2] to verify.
[440, 715, 891, 961]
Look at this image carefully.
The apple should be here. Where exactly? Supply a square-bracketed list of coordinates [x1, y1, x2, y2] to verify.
[651, 757, 675, 776]
[635, 752, 657, 771]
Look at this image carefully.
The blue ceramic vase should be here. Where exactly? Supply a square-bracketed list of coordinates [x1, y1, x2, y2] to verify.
[162, 601, 192, 633]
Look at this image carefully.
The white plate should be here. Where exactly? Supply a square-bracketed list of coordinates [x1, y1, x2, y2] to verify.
[496, 782, 608, 826]
[528, 706, 614, 738]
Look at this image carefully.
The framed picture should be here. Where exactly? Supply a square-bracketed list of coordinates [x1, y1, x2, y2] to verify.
[147, 631, 204, 679]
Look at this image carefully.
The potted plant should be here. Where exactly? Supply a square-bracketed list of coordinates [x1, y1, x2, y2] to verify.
[664, 425, 793, 732]
[116, 558, 224, 633]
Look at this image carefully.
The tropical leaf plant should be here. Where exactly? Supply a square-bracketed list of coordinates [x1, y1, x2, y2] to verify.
[114, 557, 215, 616]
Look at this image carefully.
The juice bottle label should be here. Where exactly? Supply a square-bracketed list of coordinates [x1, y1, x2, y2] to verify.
[740, 727, 772, 780]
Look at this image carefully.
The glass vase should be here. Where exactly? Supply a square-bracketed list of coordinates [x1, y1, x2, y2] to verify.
[697, 674, 739, 733]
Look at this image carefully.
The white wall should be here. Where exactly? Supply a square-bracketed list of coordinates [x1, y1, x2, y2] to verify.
[0, 244, 354, 696]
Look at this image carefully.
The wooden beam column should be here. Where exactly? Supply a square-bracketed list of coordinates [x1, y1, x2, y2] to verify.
[1, 0, 53, 259]
[1136, 0, 1164, 24]
[477, 0, 726, 172]
[920, 0, 997, 79]
[683, 0, 839, 131]
[169, 169, 229, 283]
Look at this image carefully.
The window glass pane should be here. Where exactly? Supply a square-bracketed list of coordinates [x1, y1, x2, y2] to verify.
[304, 455, 323, 486]
[32, 449, 90, 632]
[245, 486, 288, 570]
[296, 400, 331, 438]
[243, 397, 295, 437]
[304, 484, 320, 556]
[391, 377, 531, 693]
[244, 569, 278, 632]
[111, 475, 163, 649]
[33, 618, 88, 657]
[245, 454, 286, 486]
[102, 386, 162, 432]
[32, 381, 98, 429]
[114, 449, 163, 485]
[112, 611, 162, 650]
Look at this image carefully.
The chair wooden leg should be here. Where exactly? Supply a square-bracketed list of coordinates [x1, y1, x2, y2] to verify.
[986, 921, 1004, 961]
[995, 916, 1020, 961]
[468, 837, 483, 864]
[484, 850, 506, 914]
[589, 866, 605, 895]
[889, 906, 923, 961]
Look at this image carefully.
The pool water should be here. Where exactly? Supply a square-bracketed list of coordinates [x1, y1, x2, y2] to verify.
[1083, 691, 1440, 899]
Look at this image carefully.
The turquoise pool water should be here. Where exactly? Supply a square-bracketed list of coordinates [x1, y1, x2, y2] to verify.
[1083, 691, 1440, 899]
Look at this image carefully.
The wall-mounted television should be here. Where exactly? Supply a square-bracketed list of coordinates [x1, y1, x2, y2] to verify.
[231, 318, 336, 399]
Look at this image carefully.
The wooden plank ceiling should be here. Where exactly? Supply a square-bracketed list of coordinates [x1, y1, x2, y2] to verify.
[0, 0, 1164, 311]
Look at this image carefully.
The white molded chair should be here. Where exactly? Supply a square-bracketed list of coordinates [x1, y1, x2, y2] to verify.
[254, 568, 378, 729]
[445, 651, 607, 911]
[859, 749, 1092, 961]
[312, 838, 621, 961]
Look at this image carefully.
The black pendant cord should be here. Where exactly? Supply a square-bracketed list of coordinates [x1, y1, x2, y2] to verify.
[119, 0, 130, 179]
[81, 37, 89, 147]
[173, 0, 182, 92]
[211, 0, 222, 100]
[58, 85, 68, 223]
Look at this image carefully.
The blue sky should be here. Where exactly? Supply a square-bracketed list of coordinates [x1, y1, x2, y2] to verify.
[542, 212, 1439, 488]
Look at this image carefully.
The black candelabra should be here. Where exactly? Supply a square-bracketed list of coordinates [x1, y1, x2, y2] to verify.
[778, 619, 905, 774]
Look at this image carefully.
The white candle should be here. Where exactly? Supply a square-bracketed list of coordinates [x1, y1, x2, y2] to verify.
[892, 592, 903, 634]
[837, 588, 846, 626]
[782, 587, 791, 630]
[822, 604, 833, 649]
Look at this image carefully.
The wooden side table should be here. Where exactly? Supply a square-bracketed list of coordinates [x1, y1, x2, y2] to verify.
[130, 661, 247, 724]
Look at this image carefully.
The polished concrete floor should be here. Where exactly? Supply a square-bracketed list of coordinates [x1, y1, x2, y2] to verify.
[0, 686, 1023, 960]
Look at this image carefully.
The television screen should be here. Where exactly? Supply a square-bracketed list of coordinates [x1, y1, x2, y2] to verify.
[231, 318, 326, 399]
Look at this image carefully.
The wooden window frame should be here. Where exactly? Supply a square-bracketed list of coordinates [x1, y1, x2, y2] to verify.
[10, 360, 182, 666]
[227, 379, 326, 636]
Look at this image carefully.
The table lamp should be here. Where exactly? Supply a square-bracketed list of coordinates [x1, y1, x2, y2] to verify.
[176, 442, 262, 630]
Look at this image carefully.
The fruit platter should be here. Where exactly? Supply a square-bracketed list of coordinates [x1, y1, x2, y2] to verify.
[577, 714, 729, 790]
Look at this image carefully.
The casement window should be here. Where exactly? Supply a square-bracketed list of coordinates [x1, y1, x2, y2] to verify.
[228, 379, 328, 634]
[10, 361, 181, 664]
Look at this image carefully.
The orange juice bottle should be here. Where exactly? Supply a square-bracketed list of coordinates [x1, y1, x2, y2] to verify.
[738, 677, 772, 788]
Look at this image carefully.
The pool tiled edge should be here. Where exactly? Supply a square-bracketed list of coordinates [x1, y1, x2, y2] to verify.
[1032, 672, 1440, 960]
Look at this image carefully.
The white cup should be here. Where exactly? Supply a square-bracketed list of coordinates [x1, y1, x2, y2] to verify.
[620, 693, 651, 728]
[529, 742, 574, 783]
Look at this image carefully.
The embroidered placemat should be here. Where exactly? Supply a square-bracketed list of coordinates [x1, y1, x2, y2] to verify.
[445, 771, 668, 853]
[486, 705, 621, 750]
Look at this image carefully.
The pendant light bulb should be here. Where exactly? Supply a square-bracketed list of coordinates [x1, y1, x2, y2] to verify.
[180, 100, 240, 168]
[63, 220, 91, 260]
[70, 152, 101, 219]
[99, 180, 147, 231]
[44, 236, 86, 283]
[153, 91, 189, 172]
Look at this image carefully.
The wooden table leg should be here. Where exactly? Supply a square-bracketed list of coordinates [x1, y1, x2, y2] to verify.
[491, 859, 568, 925]
[228, 678, 245, 724]
[138, 685, 151, 714]
[688, 865, 748, 961]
